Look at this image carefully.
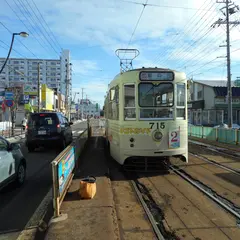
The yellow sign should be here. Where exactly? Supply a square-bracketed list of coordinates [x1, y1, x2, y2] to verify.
[120, 128, 151, 134]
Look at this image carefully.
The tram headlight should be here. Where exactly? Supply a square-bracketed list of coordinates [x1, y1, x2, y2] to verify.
[152, 130, 163, 142]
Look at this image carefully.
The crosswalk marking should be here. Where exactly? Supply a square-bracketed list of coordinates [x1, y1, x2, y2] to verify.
[78, 130, 84, 134]
[72, 131, 76, 134]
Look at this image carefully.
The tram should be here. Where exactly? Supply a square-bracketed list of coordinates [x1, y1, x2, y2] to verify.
[104, 50, 188, 170]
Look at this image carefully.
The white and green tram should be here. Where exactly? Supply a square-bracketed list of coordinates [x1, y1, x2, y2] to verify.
[104, 67, 188, 170]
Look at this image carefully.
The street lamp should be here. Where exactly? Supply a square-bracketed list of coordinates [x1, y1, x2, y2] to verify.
[0, 32, 29, 74]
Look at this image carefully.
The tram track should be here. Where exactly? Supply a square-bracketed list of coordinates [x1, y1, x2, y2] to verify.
[169, 165, 240, 222]
[124, 170, 178, 240]
[189, 139, 240, 159]
[188, 152, 240, 176]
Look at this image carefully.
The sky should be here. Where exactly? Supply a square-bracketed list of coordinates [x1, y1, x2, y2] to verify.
[1, 0, 240, 108]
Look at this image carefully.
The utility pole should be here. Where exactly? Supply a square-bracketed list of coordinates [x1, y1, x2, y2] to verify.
[213, 1, 240, 128]
[37, 62, 40, 113]
[65, 63, 69, 118]
[81, 88, 84, 120]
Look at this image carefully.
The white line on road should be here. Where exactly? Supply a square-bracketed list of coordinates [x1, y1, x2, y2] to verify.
[78, 130, 84, 134]
[72, 131, 76, 134]
[16, 188, 52, 240]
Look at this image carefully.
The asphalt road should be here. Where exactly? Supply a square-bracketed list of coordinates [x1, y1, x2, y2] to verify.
[0, 121, 87, 240]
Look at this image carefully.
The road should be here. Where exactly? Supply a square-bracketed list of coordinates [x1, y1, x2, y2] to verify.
[0, 121, 87, 240]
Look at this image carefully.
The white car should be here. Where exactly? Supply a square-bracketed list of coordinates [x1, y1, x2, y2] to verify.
[0, 136, 26, 191]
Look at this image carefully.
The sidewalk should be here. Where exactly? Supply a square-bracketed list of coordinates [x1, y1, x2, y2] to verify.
[0, 127, 25, 142]
[45, 137, 120, 240]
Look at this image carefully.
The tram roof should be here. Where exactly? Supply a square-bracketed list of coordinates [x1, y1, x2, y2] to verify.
[110, 67, 184, 85]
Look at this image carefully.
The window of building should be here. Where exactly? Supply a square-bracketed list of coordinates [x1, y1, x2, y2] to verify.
[51, 62, 56, 65]
[197, 90, 202, 99]
[13, 61, 19, 64]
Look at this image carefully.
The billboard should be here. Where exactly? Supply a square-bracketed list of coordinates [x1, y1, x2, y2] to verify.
[24, 84, 38, 95]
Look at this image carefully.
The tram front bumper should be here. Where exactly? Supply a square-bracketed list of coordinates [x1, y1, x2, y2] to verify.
[122, 148, 187, 158]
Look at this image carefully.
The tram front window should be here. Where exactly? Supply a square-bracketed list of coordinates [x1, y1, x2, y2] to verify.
[139, 83, 173, 119]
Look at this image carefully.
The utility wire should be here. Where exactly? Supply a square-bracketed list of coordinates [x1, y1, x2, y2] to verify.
[0, 39, 27, 58]
[23, 0, 60, 55]
[120, 0, 215, 11]
[30, 0, 62, 50]
[15, 0, 59, 57]
[152, 0, 213, 64]
[0, 20, 39, 59]
[156, 2, 217, 66]
[123, 0, 148, 56]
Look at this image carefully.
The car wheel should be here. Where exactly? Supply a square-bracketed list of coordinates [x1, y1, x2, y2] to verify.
[16, 162, 26, 186]
[28, 144, 35, 152]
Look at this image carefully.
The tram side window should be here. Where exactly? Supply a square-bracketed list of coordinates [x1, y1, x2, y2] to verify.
[124, 84, 136, 120]
[176, 83, 186, 119]
[108, 86, 119, 120]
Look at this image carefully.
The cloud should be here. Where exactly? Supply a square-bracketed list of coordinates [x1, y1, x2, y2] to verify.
[71, 59, 101, 75]
[2, 0, 240, 106]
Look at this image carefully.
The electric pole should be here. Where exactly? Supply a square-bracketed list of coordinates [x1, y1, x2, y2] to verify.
[213, 1, 240, 128]
[65, 63, 69, 118]
[81, 88, 84, 120]
[37, 62, 40, 113]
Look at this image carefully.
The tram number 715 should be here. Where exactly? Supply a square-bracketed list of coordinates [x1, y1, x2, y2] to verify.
[149, 122, 165, 129]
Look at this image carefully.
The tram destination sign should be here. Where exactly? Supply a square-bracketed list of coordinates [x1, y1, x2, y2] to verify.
[139, 71, 174, 81]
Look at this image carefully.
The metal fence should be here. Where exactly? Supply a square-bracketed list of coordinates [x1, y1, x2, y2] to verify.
[188, 110, 224, 126]
[51, 128, 88, 218]
[188, 125, 240, 145]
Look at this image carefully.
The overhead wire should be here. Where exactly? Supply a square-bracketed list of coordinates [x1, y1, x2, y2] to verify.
[30, 0, 62, 50]
[0, 20, 39, 59]
[0, 39, 27, 58]
[15, 0, 59, 57]
[178, 3, 231, 75]
[123, 0, 148, 57]
[4, 0, 47, 58]
[120, 0, 215, 11]
[156, 2, 218, 66]
[152, 0, 213, 65]
[23, 0, 60, 55]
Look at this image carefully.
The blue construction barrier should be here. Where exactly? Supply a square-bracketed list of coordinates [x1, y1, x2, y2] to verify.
[188, 125, 239, 145]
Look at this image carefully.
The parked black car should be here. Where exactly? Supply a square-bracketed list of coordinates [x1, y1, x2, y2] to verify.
[0, 137, 26, 191]
[25, 112, 73, 152]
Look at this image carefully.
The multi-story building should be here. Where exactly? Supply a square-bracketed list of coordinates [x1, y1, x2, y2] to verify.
[77, 99, 100, 118]
[0, 49, 71, 95]
[188, 80, 240, 126]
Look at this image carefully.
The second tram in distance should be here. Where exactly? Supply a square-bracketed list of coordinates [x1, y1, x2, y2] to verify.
[104, 67, 188, 170]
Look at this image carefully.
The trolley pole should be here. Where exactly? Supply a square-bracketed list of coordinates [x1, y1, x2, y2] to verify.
[214, 0, 240, 128]
[37, 62, 40, 113]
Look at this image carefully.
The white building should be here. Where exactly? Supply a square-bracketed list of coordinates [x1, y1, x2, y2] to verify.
[0, 49, 71, 96]
[78, 99, 100, 118]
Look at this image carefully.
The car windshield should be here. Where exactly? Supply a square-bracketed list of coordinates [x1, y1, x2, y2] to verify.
[28, 114, 58, 127]
[139, 83, 174, 107]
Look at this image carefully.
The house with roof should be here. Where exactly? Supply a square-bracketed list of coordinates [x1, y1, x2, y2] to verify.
[188, 80, 240, 126]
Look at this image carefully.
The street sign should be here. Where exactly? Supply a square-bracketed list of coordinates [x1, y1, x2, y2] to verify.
[24, 95, 29, 100]
[4, 100, 14, 107]
[5, 92, 14, 100]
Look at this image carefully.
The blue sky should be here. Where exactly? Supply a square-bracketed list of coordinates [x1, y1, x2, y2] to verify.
[1, 0, 240, 108]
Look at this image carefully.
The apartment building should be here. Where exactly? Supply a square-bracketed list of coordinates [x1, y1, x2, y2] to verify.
[0, 49, 71, 96]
